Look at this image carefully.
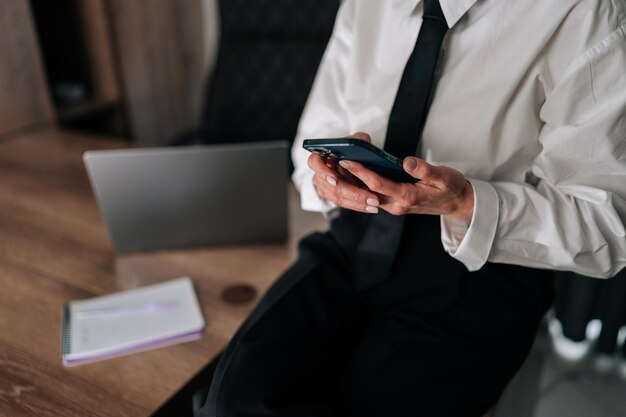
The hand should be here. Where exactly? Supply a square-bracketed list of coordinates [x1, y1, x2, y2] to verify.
[338, 156, 475, 221]
[308, 132, 383, 214]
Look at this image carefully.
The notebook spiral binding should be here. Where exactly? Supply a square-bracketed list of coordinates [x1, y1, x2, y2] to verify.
[61, 304, 72, 356]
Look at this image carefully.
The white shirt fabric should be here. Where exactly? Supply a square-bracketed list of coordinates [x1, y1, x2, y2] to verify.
[291, 0, 626, 278]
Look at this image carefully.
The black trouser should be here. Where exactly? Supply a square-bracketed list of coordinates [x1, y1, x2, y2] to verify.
[193, 213, 554, 417]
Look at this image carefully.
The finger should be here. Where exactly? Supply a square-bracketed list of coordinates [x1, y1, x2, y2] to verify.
[348, 131, 372, 143]
[378, 201, 438, 216]
[308, 153, 340, 187]
[312, 174, 333, 200]
[338, 160, 403, 197]
[325, 158, 341, 171]
[320, 157, 362, 186]
[313, 175, 379, 214]
[378, 201, 410, 216]
[402, 157, 443, 184]
[315, 153, 364, 187]
[336, 164, 364, 187]
[335, 195, 380, 214]
[313, 174, 380, 213]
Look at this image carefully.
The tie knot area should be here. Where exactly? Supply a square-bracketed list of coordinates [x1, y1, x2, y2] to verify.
[422, 0, 447, 25]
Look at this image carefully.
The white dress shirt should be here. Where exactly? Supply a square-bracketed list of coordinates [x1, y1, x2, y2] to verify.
[291, 0, 626, 278]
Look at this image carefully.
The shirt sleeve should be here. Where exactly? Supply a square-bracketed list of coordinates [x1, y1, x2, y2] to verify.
[290, 0, 354, 215]
[440, 24, 626, 278]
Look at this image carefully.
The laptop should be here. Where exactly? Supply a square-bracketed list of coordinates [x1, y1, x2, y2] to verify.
[83, 142, 289, 252]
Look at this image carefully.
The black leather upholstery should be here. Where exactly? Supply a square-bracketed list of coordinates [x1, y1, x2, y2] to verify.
[172, 0, 339, 152]
[555, 269, 626, 355]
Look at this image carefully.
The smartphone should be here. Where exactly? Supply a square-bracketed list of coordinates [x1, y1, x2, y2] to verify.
[302, 138, 417, 183]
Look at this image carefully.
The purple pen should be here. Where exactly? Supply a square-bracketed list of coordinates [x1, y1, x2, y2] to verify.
[76, 300, 177, 319]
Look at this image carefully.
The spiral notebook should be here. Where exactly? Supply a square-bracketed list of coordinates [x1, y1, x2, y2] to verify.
[61, 277, 204, 366]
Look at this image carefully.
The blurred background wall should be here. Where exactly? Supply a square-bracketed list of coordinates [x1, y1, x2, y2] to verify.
[0, 0, 219, 146]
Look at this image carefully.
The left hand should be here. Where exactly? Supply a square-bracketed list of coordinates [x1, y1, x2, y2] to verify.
[337, 157, 475, 221]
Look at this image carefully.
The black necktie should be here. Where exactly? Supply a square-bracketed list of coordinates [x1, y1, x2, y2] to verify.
[353, 0, 449, 289]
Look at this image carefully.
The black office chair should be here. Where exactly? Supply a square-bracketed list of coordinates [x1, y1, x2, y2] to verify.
[153, 2, 340, 415]
[171, 0, 340, 171]
[554, 269, 626, 356]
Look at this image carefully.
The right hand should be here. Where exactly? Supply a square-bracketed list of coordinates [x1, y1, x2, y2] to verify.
[308, 132, 381, 214]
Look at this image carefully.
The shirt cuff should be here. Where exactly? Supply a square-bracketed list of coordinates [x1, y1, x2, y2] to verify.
[440, 178, 499, 271]
[296, 170, 338, 216]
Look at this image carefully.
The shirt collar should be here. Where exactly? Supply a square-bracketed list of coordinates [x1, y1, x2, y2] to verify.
[414, 0, 478, 28]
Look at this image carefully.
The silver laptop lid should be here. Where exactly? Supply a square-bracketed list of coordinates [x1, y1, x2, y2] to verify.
[83, 142, 288, 252]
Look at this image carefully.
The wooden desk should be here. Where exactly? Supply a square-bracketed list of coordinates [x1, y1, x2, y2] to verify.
[0, 129, 328, 416]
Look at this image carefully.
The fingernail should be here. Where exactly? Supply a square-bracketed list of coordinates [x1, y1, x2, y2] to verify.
[366, 198, 379, 207]
[403, 157, 417, 171]
[326, 176, 337, 186]
[338, 160, 350, 169]
[365, 206, 379, 214]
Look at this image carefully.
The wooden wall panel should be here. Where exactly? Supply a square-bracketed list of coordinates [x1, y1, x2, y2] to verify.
[0, 0, 54, 139]
[108, 0, 207, 146]
[75, 0, 121, 104]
